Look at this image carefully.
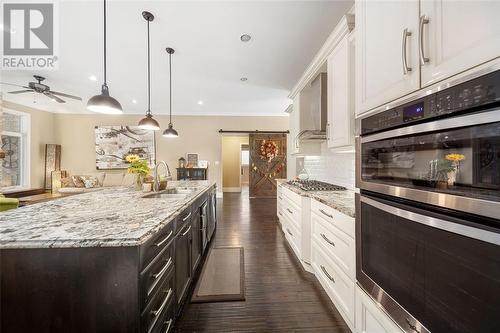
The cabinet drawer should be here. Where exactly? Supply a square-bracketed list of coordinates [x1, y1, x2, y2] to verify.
[312, 213, 355, 280]
[141, 268, 175, 333]
[140, 221, 175, 270]
[175, 207, 193, 235]
[281, 197, 300, 231]
[284, 215, 301, 258]
[140, 241, 175, 307]
[311, 199, 354, 238]
[312, 243, 354, 326]
[281, 186, 301, 206]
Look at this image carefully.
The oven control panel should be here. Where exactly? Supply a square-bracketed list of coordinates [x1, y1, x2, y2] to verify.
[361, 70, 500, 136]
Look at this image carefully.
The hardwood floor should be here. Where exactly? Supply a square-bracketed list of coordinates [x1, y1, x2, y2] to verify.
[175, 192, 351, 332]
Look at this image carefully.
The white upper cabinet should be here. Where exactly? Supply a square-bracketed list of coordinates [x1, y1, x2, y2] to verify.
[327, 33, 355, 149]
[420, 0, 500, 86]
[356, 0, 420, 115]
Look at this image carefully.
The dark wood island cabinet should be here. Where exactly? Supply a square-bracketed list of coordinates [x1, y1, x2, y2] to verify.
[0, 183, 217, 333]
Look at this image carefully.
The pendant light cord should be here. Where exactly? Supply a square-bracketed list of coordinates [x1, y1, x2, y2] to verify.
[147, 19, 151, 115]
[103, 0, 107, 86]
[169, 52, 172, 125]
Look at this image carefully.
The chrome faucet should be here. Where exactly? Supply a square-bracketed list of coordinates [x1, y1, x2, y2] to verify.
[153, 161, 172, 192]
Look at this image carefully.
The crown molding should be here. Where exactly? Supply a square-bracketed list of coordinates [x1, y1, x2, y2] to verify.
[289, 13, 355, 99]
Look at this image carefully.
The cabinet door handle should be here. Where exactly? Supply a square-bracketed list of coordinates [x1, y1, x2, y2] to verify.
[320, 265, 335, 283]
[151, 288, 173, 317]
[319, 209, 333, 219]
[286, 228, 293, 236]
[182, 225, 192, 236]
[278, 212, 283, 216]
[401, 28, 412, 74]
[164, 319, 173, 333]
[278, 196, 283, 200]
[182, 212, 192, 221]
[287, 208, 293, 214]
[419, 15, 430, 65]
[321, 233, 335, 247]
[327, 123, 330, 140]
[154, 230, 173, 247]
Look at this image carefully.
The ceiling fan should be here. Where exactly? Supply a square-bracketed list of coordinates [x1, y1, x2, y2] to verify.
[1, 75, 82, 103]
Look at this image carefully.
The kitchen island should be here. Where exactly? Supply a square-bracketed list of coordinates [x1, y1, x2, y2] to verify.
[0, 181, 217, 333]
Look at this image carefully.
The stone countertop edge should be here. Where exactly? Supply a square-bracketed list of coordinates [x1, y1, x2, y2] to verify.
[0, 181, 216, 249]
[280, 182, 356, 218]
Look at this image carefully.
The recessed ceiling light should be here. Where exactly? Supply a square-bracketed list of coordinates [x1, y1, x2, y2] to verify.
[197, 100, 204, 105]
[88, 75, 97, 81]
[132, 99, 137, 104]
[240, 34, 251, 42]
[240, 77, 248, 82]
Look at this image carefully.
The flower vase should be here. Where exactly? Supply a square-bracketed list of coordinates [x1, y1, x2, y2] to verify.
[447, 161, 460, 186]
[135, 175, 143, 191]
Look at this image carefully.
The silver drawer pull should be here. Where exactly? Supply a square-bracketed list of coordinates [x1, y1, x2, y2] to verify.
[182, 212, 192, 221]
[278, 212, 283, 216]
[181, 225, 192, 236]
[320, 265, 335, 283]
[151, 288, 173, 317]
[319, 209, 333, 219]
[279, 196, 283, 200]
[286, 228, 293, 236]
[320, 233, 335, 247]
[153, 257, 173, 280]
[164, 319, 173, 333]
[287, 208, 293, 214]
[154, 230, 173, 247]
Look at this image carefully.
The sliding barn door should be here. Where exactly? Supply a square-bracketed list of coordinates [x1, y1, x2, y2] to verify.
[249, 134, 287, 198]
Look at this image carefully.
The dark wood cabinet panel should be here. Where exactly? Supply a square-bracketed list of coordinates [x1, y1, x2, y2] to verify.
[174, 223, 192, 308]
[191, 208, 202, 272]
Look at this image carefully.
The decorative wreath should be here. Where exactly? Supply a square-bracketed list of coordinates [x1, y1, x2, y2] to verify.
[259, 140, 279, 162]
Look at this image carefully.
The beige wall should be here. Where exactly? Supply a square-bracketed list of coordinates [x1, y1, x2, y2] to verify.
[222, 136, 249, 190]
[1, 101, 55, 189]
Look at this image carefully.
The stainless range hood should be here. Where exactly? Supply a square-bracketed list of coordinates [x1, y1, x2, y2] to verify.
[293, 72, 327, 155]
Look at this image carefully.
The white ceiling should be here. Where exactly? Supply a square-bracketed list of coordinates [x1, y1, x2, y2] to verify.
[1, 0, 352, 116]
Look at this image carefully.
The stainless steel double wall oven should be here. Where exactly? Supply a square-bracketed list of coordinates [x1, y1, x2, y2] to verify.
[356, 69, 500, 333]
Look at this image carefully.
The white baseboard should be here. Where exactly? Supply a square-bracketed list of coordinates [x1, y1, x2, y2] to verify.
[223, 187, 241, 192]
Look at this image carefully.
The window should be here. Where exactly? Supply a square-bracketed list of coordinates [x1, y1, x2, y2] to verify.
[1, 110, 30, 190]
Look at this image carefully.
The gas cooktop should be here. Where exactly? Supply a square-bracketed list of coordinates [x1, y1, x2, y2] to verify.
[287, 180, 346, 191]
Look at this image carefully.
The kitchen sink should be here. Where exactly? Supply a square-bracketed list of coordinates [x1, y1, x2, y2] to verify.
[142, 187, 199, 199]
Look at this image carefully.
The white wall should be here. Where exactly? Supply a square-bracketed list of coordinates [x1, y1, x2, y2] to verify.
[303, 143, 355, 190]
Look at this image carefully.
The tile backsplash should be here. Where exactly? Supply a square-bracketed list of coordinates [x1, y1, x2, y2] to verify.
[303, 151, 355, 190]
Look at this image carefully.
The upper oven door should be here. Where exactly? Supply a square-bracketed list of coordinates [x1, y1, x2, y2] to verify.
[357, 108, 500, 219]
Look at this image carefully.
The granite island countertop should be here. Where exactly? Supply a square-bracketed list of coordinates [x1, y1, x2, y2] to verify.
[280, 182, 356, 218]
[0, 180, 215, 249]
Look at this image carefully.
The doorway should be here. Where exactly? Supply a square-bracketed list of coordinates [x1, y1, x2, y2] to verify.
[222, 135, 249, 194]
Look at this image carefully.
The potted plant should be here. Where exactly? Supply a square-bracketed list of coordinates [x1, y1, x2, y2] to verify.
[125, 154, 150, 190]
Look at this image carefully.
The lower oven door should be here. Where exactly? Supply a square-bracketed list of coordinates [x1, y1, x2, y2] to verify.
[356, 193, 500, 333]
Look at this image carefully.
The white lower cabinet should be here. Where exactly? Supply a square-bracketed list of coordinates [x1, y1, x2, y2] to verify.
[355, 286, 404, 333]
[312, 243, 355, 331]
[311, 198, 356, 331]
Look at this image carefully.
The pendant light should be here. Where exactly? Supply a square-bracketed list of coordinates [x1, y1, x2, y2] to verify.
[87, 0, 122, 114]
[138, 11, 160, 130]
[162, 47, 179, 138]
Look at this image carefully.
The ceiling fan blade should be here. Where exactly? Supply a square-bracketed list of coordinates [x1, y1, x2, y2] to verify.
[50, 90, 82, 101]
[44, 92, 65, 103]
[8, 89, 34, 94]
[1, 82, 31, 89]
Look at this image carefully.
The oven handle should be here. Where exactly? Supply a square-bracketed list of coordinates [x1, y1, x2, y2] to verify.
[360, 196, 500, 246]
[361, 107, 500, 143]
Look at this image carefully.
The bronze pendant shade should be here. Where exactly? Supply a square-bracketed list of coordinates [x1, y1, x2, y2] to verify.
[87, 0, 123, 114]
